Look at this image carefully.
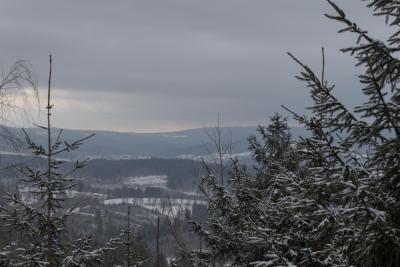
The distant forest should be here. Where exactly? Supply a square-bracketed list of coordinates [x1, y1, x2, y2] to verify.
[0, 155, 204, 190]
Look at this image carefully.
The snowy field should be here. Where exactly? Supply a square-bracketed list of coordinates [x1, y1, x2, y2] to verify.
[18, 184, 205, 219]
[122, 175, 168, 188]
[104, 197, 206, 217]
[19, 186, 107, 205]
[176, 151, 251, 162]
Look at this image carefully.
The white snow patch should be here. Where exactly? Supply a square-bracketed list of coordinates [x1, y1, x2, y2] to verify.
[65, 190, 107, 200]
[176, 151, 251, 162]
[122, 175, 168, 188]
[18, 186, 106, 205]
[103, 197, 206, 217]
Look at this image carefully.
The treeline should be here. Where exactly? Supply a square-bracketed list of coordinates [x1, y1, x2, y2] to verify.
[74, 157, 203, 190]
[0, 156, 205, 190]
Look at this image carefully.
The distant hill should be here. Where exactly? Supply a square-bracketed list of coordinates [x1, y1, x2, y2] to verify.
[0, 125, 308, 160]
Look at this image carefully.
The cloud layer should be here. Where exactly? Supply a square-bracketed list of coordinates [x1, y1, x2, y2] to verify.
[0, 0, 388, 132]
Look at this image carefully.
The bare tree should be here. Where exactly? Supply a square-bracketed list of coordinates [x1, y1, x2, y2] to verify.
[0, 59, 38, 150]
[203, 114, 232, 186]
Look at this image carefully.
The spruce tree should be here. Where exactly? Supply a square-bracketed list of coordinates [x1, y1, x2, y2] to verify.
[184, 114, 301, 266]
[0, 56, 117, 266]
[186, 1, 400, 266]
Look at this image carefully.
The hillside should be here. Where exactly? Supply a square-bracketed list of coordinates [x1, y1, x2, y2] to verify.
[0, 125, 307, 160]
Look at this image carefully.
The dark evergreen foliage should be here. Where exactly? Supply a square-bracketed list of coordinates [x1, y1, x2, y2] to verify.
[185, 1, 400, 266]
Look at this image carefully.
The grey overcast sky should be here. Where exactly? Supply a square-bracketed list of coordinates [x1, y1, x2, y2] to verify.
[0, 0, 390, 132]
